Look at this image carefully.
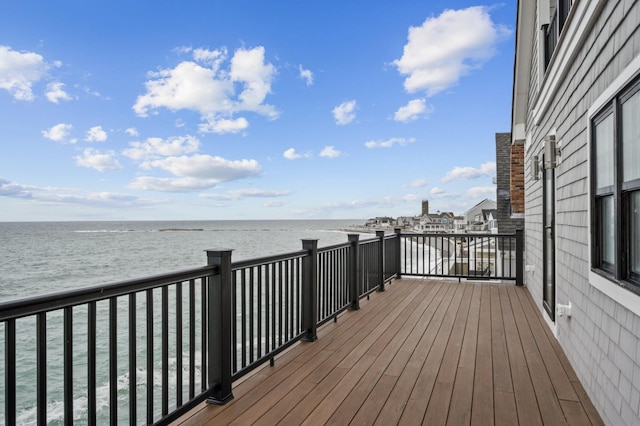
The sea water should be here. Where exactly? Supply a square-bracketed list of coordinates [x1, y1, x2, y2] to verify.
[0, 220, 364, 425]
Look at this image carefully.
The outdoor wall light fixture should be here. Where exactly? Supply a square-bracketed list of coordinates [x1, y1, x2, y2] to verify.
[531, 155, 540, 180]
[544, 134, 561, 169]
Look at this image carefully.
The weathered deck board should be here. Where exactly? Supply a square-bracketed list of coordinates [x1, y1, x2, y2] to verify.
[173, 279, 604, 426]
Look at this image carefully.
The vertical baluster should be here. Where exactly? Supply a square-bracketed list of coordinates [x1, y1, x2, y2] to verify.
[162, 286, 168, 416]
[176, 282, 183, 407]
[200, 278, 207, 392]
[269, 263, 277, 350]
[284, 261, 289, 340]
[257, 265, 263, 360]
[241, 269, 247, 369]
[64, 307, 73, 425]
[5, 319, 15, 426]
[249, 268, 255, 364]
[88, 303, 96, 426]
[129, 293, 136, 424]
[232, 272, 238, 373]
[278, 261, 283, 346]
[109, 298, 117, 424]
[37, 313, 46, 425]
[189, 280, 196, 400]
[146, 289, 154, 424]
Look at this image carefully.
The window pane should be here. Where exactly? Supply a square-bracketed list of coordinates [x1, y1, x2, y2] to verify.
[599, 195, 615, 269]
[623, 90, 640, 183]
[631, 191, 640, 276]
[595, 114, 614, 189]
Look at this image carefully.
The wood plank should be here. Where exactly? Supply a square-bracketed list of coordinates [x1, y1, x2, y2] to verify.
[514, 285, 579, 402]
[375, 283, 459, 425]
[301, 355, 377, 425]
[560, 399, 593, 426]
[507, 286, 567, 425]
[399, 284, 466, 425]
[327, 282, 444, 424]
[447, 283, 482, 426]
[422, 285, 474, 425]
[500, 285, 542, 426]
[491, 285, 518, 425]
[471, 284, 494, 426]
[173, 280, 605, 426]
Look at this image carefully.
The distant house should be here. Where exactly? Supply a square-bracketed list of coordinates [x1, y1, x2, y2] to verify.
[463, 198, 497, 232]
[512, 0, 640, 424]
[364, 217, 396, 228]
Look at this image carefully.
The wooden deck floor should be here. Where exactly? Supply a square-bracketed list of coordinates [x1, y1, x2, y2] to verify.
[174, 278, 603, 425]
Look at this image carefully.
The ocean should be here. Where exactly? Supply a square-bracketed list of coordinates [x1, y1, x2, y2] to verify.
[0, 219, 364, 425]
[0, 220, 364, 302]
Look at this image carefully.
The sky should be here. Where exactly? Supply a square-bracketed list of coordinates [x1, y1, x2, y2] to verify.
[0, 1, 515, 221]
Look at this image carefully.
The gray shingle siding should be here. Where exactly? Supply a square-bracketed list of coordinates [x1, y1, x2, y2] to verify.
[519, 0, 640, 424]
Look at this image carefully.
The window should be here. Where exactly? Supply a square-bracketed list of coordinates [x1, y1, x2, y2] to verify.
[542, 0, 574, 69]
[591, 78, 640, 293]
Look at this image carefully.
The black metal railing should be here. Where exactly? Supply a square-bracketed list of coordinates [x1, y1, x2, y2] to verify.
[0, 229, 522, 425]
[396, 229, 523, 283]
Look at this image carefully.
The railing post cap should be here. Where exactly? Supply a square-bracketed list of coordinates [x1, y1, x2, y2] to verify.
[205, 249, 234, 263]
[348, 233, 360, 241]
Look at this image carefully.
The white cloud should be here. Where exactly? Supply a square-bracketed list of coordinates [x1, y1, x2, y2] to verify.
[467, 186, 496, 199]
[45, 82, 72, 103]
[201, 188, 291, 200]
[128, 176, 220, 192]
[125, 127, 139, 137]
[42, 123, 73, 143]
[0, 45, 51, 101]
[192, 47, 227, 70]
[85, 126, 108, 142]
[0, 178, 158, 207]
[299, 65, 313, 86]
[409, 179, 428, 188]
[130, 154, 262, 192]
[198, 116, 248, 134]
[283, 148, 312, 160]
[332, 100, 356, 125]
[394, 99, 433, 122]
[393, 7, 509, 96]
[133, 46, 278, 134]
[365, 137, 415, 149]
[320, 146, 343, 158]
[122, 135, 201, 161]
[145, 155, 260, 180]
[283, 148, 301, 160]
[441, 161, 496, 182]
[75, 148, 123, 171]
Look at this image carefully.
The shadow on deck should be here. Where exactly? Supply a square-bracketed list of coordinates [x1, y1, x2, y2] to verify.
[173, 278, 602, 425]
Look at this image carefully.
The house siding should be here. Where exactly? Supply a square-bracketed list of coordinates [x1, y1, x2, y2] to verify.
[522, 0, 640, 424]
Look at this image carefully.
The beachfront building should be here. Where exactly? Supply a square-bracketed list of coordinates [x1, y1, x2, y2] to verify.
[463, 198, 497, 233]
[512, 0, 640, 424]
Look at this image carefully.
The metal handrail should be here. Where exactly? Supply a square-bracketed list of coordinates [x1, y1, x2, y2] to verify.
[0, 229, 522, 425]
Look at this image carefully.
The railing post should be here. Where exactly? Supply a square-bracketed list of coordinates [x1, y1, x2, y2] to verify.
[515, 229, 524, 286]
[206, 249, 234, 405]
[301, 239, 318, 342]
[395, 228, 403, 278]
[376, 231, 386, 292]
[348, 234, 361, 310]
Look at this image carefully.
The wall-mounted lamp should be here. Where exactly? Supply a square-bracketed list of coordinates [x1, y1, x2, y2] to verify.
[531, 155, 540, 180]
[544, 135, 561, 169]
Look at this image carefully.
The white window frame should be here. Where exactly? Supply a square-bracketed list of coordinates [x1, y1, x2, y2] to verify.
[588, 53, 640, 316]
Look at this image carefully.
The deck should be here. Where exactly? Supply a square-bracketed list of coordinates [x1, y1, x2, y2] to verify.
[173, 278, 603, 425]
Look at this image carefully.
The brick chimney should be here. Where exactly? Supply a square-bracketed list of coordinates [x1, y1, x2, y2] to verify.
[510, 142, 525, 214]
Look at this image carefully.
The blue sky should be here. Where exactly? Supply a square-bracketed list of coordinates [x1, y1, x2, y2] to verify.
[0, 1, 515, 221]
